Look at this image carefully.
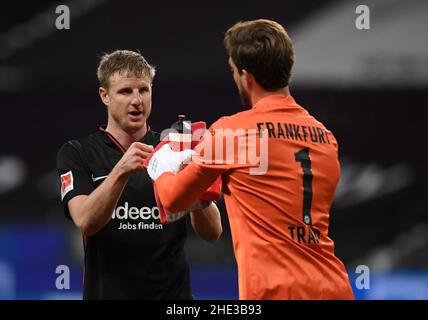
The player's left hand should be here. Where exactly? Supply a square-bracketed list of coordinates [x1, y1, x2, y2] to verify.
[147, 144, 194, 181]
[159, 201, 212, 224]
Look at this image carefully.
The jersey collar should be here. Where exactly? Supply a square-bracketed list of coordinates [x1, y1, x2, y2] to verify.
[98, 124, 154, 154]
[252, 94, 297, 111]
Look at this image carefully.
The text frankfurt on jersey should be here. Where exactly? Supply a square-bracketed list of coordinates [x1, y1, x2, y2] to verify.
[256, 122, 331, 143]
[187, 124, 332, 176]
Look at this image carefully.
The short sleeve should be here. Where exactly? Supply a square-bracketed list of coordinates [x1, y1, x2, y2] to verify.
[56, 141, 94, 218]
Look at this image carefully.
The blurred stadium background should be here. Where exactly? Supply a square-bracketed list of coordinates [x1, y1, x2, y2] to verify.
[1, 0, 427, 299]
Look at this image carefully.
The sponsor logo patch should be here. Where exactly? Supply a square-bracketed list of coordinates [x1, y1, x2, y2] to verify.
[60, 171, 74, 200]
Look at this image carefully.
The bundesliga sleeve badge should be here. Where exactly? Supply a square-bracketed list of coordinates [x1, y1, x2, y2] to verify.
[60, 171, 74, 200]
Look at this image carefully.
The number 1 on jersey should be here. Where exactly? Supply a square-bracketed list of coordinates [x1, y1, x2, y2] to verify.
[294, 148, 313, 225]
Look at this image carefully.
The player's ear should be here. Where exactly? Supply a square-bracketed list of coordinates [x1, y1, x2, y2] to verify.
[99, 87, 109, 106]
[241, 69, 253, 91]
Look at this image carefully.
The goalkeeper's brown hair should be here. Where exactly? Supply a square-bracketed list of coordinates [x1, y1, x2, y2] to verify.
[224, 19, 295, 91]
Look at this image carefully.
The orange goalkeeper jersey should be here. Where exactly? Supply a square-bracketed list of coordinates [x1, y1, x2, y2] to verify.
[156, 94, 354, 299]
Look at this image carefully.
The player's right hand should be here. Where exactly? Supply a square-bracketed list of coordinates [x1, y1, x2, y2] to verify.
[116, 142, 154, 176]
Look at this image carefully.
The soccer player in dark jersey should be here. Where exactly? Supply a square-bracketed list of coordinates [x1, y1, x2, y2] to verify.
[147, 20, 354, 299]
[56, 50, 222, 300]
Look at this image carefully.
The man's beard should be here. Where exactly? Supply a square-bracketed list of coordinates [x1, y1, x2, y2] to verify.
[238, 82, 251, 108]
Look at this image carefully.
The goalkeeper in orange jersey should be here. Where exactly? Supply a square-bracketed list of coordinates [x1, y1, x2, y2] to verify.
[147, 19, 354, 300]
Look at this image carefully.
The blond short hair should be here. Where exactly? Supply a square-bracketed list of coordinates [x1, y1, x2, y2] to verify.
[97, 50, 156, 89]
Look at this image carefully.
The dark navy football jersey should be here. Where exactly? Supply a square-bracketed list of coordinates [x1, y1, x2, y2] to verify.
[56, 127, 192, 300]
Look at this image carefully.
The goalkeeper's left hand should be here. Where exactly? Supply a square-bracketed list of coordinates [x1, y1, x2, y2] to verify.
[146, 143, 198, 224]
[147, 143, 194, 181]
[144, 120, 221, 224]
